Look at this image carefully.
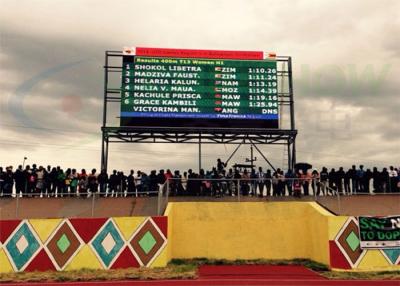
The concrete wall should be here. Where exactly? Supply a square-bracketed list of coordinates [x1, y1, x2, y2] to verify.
[167, 202, 331, 263]
[0, 216, 168, 273]
[2, 201, 399, 273]
[166, 202, 400, 271]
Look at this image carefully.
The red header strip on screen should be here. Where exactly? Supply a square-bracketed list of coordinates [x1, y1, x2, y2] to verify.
[135, 47, 264, 60]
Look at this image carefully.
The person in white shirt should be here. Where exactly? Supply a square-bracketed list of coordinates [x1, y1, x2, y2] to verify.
[388, 166, 399, 192]
[257, 167, 265, 197]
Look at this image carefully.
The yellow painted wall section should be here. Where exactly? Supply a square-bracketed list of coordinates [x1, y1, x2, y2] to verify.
[0, 249, 13, 273]
[327, 216, 348, 240]
[166, 202, 399, 271]
[165, 203, 174, 262]
[357, 250, 399, 271]
[304, 203, 332, 265]
[167, 202, 330, 263]
[29, 218, 62, 243]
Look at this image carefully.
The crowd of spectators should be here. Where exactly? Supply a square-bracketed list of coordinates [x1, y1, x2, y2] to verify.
[0, 161, 399, 198]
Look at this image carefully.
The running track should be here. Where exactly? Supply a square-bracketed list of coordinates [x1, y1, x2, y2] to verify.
[3, 265, 399, 286]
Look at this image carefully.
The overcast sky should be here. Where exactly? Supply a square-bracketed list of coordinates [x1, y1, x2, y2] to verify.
[0, 0, 399, 173]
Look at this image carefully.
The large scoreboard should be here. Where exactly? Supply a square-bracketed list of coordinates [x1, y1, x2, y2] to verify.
[120, 47, 279, 129]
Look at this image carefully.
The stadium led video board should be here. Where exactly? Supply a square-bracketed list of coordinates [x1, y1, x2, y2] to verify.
[120, 47, 279, 128]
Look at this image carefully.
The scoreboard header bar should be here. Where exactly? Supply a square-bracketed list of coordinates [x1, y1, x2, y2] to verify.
[123, 47, 276, 60]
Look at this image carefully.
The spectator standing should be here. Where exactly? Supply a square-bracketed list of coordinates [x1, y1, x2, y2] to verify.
[149, 170, 159, 195]
[217, 158, 226, 173]
[381, 168, 389, 192]
[77, 169, 87, 197]
[328, 168, 336, 194]
[108, 170, 119, 197]
[65, 169, 72, 197]
[389, 166, 398, 192]
[135, 171, 142, 194]
[44, 165, 52, 196]
[211, 169, 221, 197]
[293, 171, 302, 198]
[140, 172, 149, 194]
[57, 169, 66, 197]
[257, 167, 265, 197]
[285, 169, 295, 196]
[97, 169, 108, 197]
[336, 167, 345, 194]
[157, 169, 166, 195]
[49, 167, 58, 196]
[356, 165, 365, 193]
[186, 169, 194, 196]
[182, 171, 188, 193]
[272, 169, 280, 196]
[319, 167, 329, 195]
[226, 168, 234, 196]
[219, 170, 228, 196]
[87, 169, 98, 197]
[277, 169, 286, 196]
[27, 166, 37, 196]
[311, 169, 320, 196]
[22, 166, 30, 196]
[3, 167, 14, 197]
[265, 169, 272, 196]
[0, 167, 4, 196]
[250, 169, 257, 196]
[349, 165, 357, 194]
[127, 170, 136, 196]
[14, 165, 25, 197]
[344, 169, 351, 194]
[233, 169, 242, 196]
[119, 171, 127, 197]
[192, 171, 202, 197]
[70, 169, 79, 196]
[372, 167, 381, 193]
[36, 166, 45, 197]
[364, 168, 372, 193]
[301, 170, 310, 196]
[241, 169, 250, 196]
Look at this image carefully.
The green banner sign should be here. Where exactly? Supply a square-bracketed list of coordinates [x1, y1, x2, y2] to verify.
[358, 216, 400, 249]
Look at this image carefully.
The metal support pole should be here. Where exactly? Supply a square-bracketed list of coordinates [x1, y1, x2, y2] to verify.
[288, 57, 296, 168]
[166, 179, 169, 205]
[91, 193, 95, 217]
[337, 190, 342, 214]
[101, 134, 106, 171]
[104, 137, 109, 172]
[157, 187, 161, 216]
[287, 141, 292, 171]
[288, 57, 295, 131]
[237, 179, 240, 202]
[250, 145, 254, 168]
[291, 141, 296, 171]
[198, 133, 202, 173]
[101, 51, 109, 172]
[15, 194, 19, 218]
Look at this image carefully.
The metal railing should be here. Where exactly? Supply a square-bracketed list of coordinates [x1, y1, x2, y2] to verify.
[1, 177, 398, 217]
[155, 177, 400, 215]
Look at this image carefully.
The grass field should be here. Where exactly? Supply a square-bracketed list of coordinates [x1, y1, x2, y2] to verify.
[0, 259, 399, 283]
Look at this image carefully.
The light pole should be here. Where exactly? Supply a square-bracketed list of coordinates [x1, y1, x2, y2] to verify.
[245, 145, 257, 169]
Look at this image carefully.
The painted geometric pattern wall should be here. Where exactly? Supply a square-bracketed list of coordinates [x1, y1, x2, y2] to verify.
[0, 216, 167, 273]
[329, 217, 400, 270]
